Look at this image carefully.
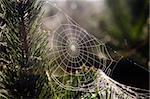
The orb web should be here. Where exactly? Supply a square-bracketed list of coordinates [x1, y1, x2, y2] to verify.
[51, 24, 113, 70]
[47, 21, 121, 91]
[42, 1, 149, 98]
[43, 1, 121, 91]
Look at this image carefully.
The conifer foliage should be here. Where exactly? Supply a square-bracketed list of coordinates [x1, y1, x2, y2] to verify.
[0, 0, 49, 98]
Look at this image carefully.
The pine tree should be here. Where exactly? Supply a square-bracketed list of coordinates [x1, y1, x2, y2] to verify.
[0, 0, 50, 98]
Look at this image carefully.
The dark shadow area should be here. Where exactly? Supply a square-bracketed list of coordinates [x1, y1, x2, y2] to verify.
[111, 58, 149, 90]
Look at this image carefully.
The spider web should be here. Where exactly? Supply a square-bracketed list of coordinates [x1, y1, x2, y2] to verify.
[45, 7, 121, 92]
[41, 1, 149, 98]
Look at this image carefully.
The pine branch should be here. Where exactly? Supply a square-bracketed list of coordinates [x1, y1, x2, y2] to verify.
[0, 0, 50, 98]
[17, 1, 29, 67]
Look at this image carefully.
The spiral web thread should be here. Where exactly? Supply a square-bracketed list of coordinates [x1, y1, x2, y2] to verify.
[42, 1, 149, 98]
